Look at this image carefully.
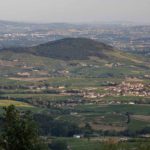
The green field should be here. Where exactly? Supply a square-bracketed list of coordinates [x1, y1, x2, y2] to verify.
[49, 137, 150, 150]
[0, 100, 33, 107]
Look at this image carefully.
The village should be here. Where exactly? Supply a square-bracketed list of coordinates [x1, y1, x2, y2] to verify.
[1, 78, 149, 109]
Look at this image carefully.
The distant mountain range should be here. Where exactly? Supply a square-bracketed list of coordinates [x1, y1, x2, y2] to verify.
[0, 20, 85, 30]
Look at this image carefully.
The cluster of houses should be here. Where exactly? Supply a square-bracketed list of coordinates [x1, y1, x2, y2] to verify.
[2, 75, 149, 107]
[105, 81, 150, 97]
[83, 91, 106, 99]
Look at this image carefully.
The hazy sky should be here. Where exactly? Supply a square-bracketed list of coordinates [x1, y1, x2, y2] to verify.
[0, 0, 150, 23]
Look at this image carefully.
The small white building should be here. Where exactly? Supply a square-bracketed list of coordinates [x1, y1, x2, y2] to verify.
[129, 102, 135, 105]
[73, 134, 84, 139]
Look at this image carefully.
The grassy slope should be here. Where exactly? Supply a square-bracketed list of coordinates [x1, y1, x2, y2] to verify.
[0, 51, 149, 79]
[0, 100, 33, 107]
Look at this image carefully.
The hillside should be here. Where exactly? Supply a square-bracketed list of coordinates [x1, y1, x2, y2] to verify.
[1, 38, 147, 62]
[0, 38, 149, 78]
[32, 38, 114, 60]
[2, 38, 113, 60]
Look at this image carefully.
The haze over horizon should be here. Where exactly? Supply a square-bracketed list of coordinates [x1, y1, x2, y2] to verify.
[0, 0, 150, 24]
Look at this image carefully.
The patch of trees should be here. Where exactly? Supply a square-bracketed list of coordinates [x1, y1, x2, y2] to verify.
[0, 105, 49, 150]
[34, 114, 81, 137]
